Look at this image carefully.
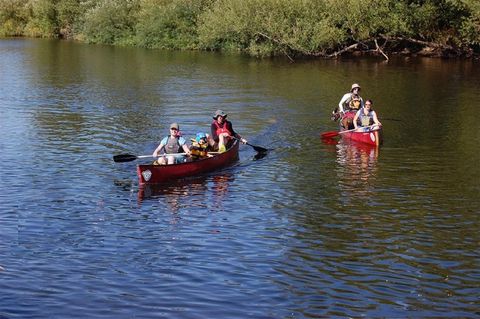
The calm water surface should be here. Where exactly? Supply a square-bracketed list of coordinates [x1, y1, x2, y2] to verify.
[1, 39, 479, 318]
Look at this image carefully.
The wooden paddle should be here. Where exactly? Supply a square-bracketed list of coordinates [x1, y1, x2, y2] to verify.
[321, 125, 378, 139]
[113, 153, 187, 163]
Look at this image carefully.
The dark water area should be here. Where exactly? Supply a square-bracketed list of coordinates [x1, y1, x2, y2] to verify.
[1, 38, 479, 318]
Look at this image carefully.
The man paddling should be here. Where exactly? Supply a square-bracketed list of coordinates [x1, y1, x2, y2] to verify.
[152, 123, 191, 165]
[336, 83, 364, 129]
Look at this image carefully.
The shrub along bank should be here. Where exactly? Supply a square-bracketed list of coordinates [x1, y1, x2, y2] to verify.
[1, 0, 479, 59]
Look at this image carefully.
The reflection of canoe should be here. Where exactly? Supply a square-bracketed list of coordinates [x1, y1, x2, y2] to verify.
[340, 127, 383, 146]
[137, 140, 239, 185]
[137, 172, 235, 204]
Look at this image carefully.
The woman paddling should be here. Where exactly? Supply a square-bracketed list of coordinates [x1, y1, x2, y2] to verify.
[353, 99, 382, 131]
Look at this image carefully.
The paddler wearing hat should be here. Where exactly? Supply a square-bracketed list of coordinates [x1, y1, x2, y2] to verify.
[210, 110, 247, 153]
[337, 83, 365, 129]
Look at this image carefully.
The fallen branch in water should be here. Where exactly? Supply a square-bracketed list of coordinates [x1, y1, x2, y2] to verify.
[327, 43, 359, 58]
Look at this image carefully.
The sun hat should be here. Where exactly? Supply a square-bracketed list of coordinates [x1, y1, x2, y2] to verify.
[170, 123, 179, 130]
[351, 83, 361, 91]
[213, 110, 227, 119]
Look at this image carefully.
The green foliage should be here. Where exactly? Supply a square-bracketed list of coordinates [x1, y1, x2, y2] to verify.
[23, 0, 58, 38]
[0, 0, 29, 36]
[455, 0, 480, 46]
[1, 0, 480, 56]
[197, 0, 348, 57]
[56, 0, 83, 38]
[135, 0, 212, 49]
[336, 0, 412, 38]
[82, 0, 140, 45]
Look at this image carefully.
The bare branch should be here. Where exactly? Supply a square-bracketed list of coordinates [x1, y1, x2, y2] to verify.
[374, 38, 389, 61]
[326, 43, 359, 58]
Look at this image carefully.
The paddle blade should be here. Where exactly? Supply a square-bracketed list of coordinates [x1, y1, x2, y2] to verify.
[113, 154, 138, 163]
[321, 131, 339, 138]
[249, 143, 268, 153]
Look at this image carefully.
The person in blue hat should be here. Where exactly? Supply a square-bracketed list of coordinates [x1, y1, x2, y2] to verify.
[189, 132, 215, 160]
[211, 110, 247, 153]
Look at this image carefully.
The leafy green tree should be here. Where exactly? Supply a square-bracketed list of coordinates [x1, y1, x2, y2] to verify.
[1, 0, 479, 57]
[136, 0, 212, 49]
[24, 0, 58, 37]
[0, 0, 29, 36]
[82, 0, 140, 45]
[56, 0, 83, 38]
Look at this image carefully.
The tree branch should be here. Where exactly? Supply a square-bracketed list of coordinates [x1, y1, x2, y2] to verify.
[326, 43, 359, 58]
[374, 38, 389, 61]
[256, 32, 295, 62]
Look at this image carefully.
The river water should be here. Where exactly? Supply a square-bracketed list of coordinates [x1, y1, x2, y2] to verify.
[1, 39, 479, 318]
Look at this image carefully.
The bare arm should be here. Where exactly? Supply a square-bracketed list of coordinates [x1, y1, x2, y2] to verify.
[153, 143, 165, 157]
[372, 111, 382, 126]
[182, 143, 191, 155]
[338, 93, 350, 113]
[353, 110, 360, 129]
[228, 122, 247, 143]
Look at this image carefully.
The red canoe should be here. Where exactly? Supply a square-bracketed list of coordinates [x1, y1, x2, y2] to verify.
[340, 127, 383, 146]
[137, 140, 239, 185]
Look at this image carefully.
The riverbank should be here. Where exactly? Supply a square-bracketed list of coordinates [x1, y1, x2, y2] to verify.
[1, 0, 479, 60]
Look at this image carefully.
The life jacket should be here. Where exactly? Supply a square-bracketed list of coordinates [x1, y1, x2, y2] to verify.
[343, 93, 362, 112]
[357, 108, 374, 126]
[164, 136, 181, 154]
[212, 120, 233, 138]
[349, 98, 361, 111]
[190, 140, 209, 159]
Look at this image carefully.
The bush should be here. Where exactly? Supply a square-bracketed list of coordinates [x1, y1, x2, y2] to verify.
[82, 0, 140, 45]
[0, 0, 29, 36]
[23, 0, 58, 38]
[1, 0, 480, 57]
[135, 0, 212, 49]
[56, 0, 84, 38]
[198, 0, 348, 56]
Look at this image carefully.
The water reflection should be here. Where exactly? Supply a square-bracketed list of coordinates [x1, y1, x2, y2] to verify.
[323, 139, 380, 200]
[335, 141, 379, 177]
[3, 39, 480, 318]
[137, 172, 235, 212]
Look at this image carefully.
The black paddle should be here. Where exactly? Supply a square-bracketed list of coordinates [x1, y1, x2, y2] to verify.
[234, 137, 268, 153]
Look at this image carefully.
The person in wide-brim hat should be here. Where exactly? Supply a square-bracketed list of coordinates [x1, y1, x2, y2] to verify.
[336, 83, 365, 129]
[351, 83, 361, 92]
[211, 109, 247, 153]
[213, 109, 227, 119]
